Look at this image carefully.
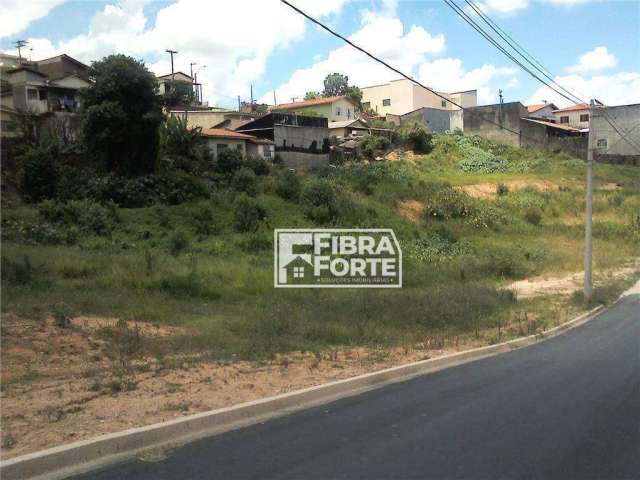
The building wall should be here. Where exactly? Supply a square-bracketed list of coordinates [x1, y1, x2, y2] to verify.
[592, 104, 640, 164]
[246, 142, 275, 159]
[529, 104, 555, 120]
[275, 99, 356, 122]
[554, 108, 590, 129]
[205, 137, 245, 158]
[463, 102, 527, 147]
[279, 151, 329, 170]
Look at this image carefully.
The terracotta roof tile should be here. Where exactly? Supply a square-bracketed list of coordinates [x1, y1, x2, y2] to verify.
[272, 95, 357, 111]
[552, 103, 592, 113]
[201, 128, 273, 144]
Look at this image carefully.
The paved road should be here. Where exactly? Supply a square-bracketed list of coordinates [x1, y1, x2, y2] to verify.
[76, 291, 639, 480]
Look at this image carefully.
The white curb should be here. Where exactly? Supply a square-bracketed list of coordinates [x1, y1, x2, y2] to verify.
[0, 303, 607, 480]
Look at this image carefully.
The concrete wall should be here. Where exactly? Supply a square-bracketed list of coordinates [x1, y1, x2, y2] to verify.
[206, 137, 245, 158]
[279, 151, 329, 170]
[591, 104, 640, 158]
[277, 99, 357, 122]
[246, 142, 275, 159]
[386, 107, 453, 133]
[463, 102, 526, 147]
[529, 104, 555, 120]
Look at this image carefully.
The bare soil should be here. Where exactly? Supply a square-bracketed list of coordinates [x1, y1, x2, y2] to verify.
[459, 180, 560, 199]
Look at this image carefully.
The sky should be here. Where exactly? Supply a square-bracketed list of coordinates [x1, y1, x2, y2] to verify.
[1, 0, 639, 109]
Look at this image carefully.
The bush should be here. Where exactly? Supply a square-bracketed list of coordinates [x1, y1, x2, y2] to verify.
[524, 207, 543, 226]
[300, 178, 339, 223]
[216, 149, 244, 175]
[234, 194, 267, 232]
[231, 168, 259, 196]
[402, 123, 433, 154]
[168, 231, 189, 256]
[19, 147, 59, 202]
[360, 134, 390, 158]
[275, 170, 302, 201]
[191, 206, 216, 235]
[423, 185, 473, 220]
[246, 155, 270, 176]
[38, 199, 119, 236]
[496, 183, 510, 196]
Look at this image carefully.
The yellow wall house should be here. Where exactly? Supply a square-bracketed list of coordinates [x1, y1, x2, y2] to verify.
[361, 78, 476, 116]
[553, 103, 594, 130]
[270, 95, 359, 122]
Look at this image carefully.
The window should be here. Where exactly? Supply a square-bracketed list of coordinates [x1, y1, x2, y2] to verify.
[336, 106, 341, 116]
[362, 102, 371, 110]
[597, 138, 608, 149]
[263, 145, 271, 158]
[347, 108, 351, 119]
[441, 100, 447, 108]
[27, 89, 38, 100]
[580, 114, 589, 122]
[382, 98, 391, 106]
[39, 90, 48, 101]
[293, 266, 305, 278]
[560, 116, 569, 124]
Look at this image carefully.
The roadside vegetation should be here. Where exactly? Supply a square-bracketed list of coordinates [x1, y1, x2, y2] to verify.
[1, 54, 639, 457]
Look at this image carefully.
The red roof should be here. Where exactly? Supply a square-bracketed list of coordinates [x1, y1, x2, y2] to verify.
[522, 118, 582, 132]
[527, 103, 557, 113]
[552, 103, 592, 113]
[201, 128, 273, 145]
[272, 95, 357, 111]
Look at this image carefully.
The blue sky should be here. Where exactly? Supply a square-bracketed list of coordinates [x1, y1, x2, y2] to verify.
[2, 0, 638, 108]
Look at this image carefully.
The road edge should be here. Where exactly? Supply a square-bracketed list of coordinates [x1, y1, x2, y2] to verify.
[0, 302, 610, 480]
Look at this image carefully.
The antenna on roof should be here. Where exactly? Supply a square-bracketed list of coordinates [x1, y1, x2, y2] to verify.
[14, 40, 28, 64]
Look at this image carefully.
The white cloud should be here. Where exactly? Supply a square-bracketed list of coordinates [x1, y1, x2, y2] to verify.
[567, 46, 617, 74]
[542, 0, 593, 5]
[21, 0, 352, 106]
[418, 58, 518, 104]
[527, 72, 640, 107]
[259, 13, 445, 104]
[471, 0, 529, 15]
[0, 0, 67, 39]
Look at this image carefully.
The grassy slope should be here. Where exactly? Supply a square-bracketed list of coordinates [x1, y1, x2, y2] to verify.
[2, 133, 639, 360]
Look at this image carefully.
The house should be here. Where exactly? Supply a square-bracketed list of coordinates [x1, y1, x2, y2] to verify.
[361, 79, 477, 117]
[328, 118, 370, 139]
[201, 128, 274, 159]
[386, 107, 458, 133]
[527, 102, 558, 121]
[270, 95, 359, 122]
[236, 112, 330, 169]
[464, 102, 587, 159]
[591, 103, 640, 165]
[0, 53, 91, 138]
[552, 103, 594, 130]
[283, 255, 314, 284]
[157, 71, 194, 96]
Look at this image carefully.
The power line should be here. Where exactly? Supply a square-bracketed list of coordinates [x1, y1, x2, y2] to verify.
[279, 0, 533, 141]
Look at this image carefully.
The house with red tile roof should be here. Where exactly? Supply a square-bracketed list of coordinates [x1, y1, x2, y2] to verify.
[526, 102, 558, 121]
[552, 103, 603, 130]
[201, 128, 274, 159]
[270, 95, 359, 122]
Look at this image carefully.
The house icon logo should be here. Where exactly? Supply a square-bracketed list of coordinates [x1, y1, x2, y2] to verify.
[274, 229, 402, 288]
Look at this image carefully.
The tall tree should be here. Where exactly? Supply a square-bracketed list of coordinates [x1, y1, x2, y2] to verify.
[323, 73, 349, 97]
[81, 54, 162, 176]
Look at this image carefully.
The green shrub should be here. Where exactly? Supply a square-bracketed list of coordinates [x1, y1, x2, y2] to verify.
[496, 183, 509, 196]
[300, 178, 339, 223]
[423, 185, 473, 220]
[275, 170, 302, 201]
[168, 231, 189, 256]
[19, 147, 59, 202]
[402, 123, 433, 154]
[246, 155, 270, 176]
[191, 206, 216, 235]
[360, 134, 390, 158]
[523, 207, 543, 226]
[38, 199, 119, 236]
[231, 167, 258, 196]
[234, 194, 267, 232]
[468, 202, 506, 230]
[216, 149, 244, 175]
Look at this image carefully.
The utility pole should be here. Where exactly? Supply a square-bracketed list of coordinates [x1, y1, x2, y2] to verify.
[165, 49, 178, 83]
[273, 90, 277, 106]
[238, 95, 241, 111]
[190, 62, 197, 79]
[14, 40, 27, 63]
[250, 84, 254, 106]
[584, 99, 595, 303]
[190, 62, 197, 104]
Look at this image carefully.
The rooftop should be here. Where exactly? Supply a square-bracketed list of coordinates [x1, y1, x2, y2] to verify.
[272, 95, 356, 111]
[527, 103, 557, 113]
[522, 117, 582, 132]
[552, 103, 592, 113]
[201, 128, 273, 144]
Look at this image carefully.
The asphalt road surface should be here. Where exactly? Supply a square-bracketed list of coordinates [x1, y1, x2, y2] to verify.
[75, 290, 639, 480]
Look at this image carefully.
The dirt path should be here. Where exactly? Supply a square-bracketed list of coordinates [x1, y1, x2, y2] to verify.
[507, 261, 640, 298]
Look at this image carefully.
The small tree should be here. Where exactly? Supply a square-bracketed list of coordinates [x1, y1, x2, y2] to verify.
[323, 73, 349, 97]
[81, 54, 162, 176]
[304, 91, 322, 100]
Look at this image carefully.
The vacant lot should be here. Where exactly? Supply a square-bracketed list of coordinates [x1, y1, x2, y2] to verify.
[2, 132, 639, 457]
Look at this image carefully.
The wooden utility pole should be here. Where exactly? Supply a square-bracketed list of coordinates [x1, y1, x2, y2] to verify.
[273, 90, 277, 105]
[14, 40, 27, 63]
[584, 99, 595, 303]
[165, 49, 178, 82]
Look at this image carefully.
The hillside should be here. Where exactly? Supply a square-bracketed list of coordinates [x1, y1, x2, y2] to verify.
[1, 131, 639, 457]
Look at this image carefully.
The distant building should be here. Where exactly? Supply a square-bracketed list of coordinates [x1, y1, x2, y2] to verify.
[156, 71, 193, 95]
[386, 107, 460, 133]
[169, 110, 257, 130]
[591, 103, 640, 165]
[236, 112, 330, 169]
[0, 53, 91, 138]
[361, 79, 477, 117]
[201, 128, 274, 159]
[271, 95, 359, 122]
[527, 102, 558, 121]
[552, 103, 593, 130]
